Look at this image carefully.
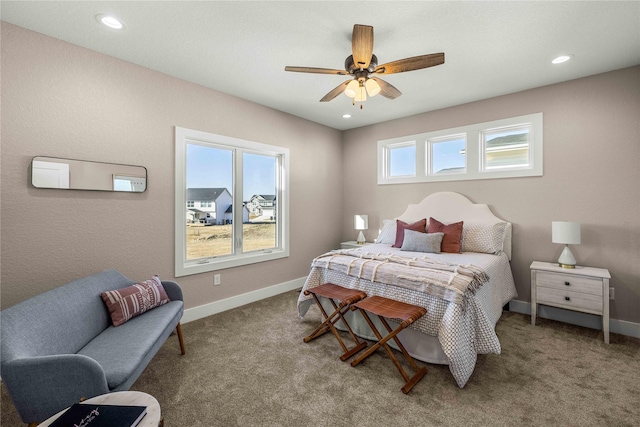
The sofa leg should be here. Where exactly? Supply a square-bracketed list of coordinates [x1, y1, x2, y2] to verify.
[28, 423, 38, 427]
[176, 323, 186, 355]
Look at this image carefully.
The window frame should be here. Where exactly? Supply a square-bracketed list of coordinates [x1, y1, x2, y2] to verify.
[377, 113, 543, 184]
[175, 127, 290, 277]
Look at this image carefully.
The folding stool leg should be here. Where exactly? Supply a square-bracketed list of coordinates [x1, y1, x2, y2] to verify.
[351, 309, 427, 394]
[304, 293, 367, 361]
[378, 316, 427, 393]
[303, 293, 335, 342]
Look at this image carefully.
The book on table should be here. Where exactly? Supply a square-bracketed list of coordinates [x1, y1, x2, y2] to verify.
[50, 403, 147, 427]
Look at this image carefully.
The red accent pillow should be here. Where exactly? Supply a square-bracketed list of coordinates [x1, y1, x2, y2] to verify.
[428, 217, 464, 253]
[101, 276, 170, 326]
[392, 218, 427, 248]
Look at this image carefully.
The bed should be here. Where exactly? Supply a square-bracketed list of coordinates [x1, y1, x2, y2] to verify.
[297, 192, 517, 387]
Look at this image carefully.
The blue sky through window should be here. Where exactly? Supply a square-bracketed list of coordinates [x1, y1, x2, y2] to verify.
[432, 137, 465, 173]
[186, 144, 276, 198]
[389, 145, 416, 176]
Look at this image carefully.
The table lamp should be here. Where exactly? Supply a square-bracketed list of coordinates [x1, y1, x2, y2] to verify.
[354, 214, 368, 244]
[552, 221, 581, 268]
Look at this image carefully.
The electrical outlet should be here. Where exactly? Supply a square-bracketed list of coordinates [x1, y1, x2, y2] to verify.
[609, 287, 615, 300]
[214, 274, 221, 286]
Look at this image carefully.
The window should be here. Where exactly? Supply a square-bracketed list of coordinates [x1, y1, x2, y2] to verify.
[387, 142, 416, 177]
[378, 113, 542, 184]
[175, 127, 289, 276]
[481, 125, 531, 170]
[428, 135, 466, 175]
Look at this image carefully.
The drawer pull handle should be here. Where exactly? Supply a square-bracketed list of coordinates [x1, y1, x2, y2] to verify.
[564, 282, 570, 286]
[565, 296, 571, 301]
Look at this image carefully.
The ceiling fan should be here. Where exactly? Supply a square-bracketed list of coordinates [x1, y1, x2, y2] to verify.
[285, 24, 444, 108]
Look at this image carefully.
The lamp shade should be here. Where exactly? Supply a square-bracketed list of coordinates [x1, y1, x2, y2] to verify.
[552, 221, 581, 245]
[345, 80, 359, 98]
[365, 78, 381, 97]
[354, 214, 368, 230]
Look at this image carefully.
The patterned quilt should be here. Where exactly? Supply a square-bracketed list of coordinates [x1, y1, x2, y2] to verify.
[297, 244, 518, 387]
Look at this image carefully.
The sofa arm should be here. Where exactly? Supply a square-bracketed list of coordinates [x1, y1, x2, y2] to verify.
[2, 354, 109, 424]
[162, 280, 183, 302]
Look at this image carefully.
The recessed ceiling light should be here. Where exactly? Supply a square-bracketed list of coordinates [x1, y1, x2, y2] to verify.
[342, 114, 352, 119]
[96, 14, 125, 30]
[552, 55, 573, 64]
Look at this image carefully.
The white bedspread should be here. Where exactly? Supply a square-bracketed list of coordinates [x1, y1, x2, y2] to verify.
[297, 243, 518, 387]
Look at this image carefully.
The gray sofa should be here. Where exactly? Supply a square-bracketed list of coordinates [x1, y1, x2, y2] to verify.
[0, 269, 185, 425]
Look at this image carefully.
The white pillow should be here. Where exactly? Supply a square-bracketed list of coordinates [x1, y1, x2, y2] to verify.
[461, 221, 507, 254]
[374, 219, 397, 244]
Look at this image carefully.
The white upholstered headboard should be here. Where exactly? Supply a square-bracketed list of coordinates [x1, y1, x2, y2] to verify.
[395, 192, 512, 260]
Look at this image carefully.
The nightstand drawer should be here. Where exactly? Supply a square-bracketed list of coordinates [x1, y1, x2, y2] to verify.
[536, 271, 603, 296]
[536, 286, 603, 313]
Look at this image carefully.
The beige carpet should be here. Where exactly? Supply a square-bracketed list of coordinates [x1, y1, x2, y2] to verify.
[2, 290, 639, 426]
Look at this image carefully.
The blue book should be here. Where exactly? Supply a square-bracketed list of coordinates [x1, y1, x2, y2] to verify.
[50, 403, 147, 427]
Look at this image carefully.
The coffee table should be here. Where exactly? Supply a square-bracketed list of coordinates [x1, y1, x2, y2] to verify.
[38, 391, 162, 427]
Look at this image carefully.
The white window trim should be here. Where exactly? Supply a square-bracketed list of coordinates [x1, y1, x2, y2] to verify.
[378, 113, 543, 184]
[175, 127, 290, 277]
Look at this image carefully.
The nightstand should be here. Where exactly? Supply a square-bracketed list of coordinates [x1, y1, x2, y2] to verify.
[340, 241, 372, 249]
[530, 261, 611, 344]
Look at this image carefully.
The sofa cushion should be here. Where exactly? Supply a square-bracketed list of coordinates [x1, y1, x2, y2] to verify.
[101, 276, 170, 326]
[77, 301, 183, 390]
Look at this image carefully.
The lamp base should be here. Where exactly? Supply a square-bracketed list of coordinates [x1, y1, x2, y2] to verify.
[558, 263, 576, 269]
[557, 245, 577, 268]
[356, 230, 366, 245]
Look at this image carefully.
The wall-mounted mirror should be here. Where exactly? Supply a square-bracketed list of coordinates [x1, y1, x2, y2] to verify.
[31, 156, 147, 192]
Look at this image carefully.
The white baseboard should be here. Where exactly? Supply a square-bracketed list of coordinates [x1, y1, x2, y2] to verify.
[181, 276, 306, 324]
[509, 299, 640, 339]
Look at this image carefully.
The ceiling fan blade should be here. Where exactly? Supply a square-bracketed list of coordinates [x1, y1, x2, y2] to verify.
[285, 66, 349, 75]
[319, 79, 352, 102]
[352, 24, 374, 70]
[371, 77, 402, 99]
[375, 53, 445, 74]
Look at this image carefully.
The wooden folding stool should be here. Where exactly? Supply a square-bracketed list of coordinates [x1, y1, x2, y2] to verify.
[303, 283, 368, 361]
[350, 296, 428, 394]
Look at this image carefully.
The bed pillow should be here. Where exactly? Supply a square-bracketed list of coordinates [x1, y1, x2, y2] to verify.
[392, 218, 427, 248]
[374, 219, 397, 244]
[401, 230, 444, 253]
[461, 221, 508, 254]
[101, 275, 170, 326]
[428, 217, 463, 253]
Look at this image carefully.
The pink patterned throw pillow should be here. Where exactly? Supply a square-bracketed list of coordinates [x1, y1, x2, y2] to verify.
[101, 275, 170, 326]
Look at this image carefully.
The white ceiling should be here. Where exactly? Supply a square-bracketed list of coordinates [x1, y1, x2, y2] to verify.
[2, 1, 639, 131]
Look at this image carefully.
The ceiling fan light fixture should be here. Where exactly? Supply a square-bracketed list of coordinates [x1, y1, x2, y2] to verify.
[365, 78, 381, 97]
[354, 83, 367, 102]
[344, 80, 359, 98]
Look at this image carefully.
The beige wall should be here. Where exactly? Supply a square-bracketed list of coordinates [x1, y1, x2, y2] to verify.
[0, 23, 343, 309]
[341, 66, 640, 324]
